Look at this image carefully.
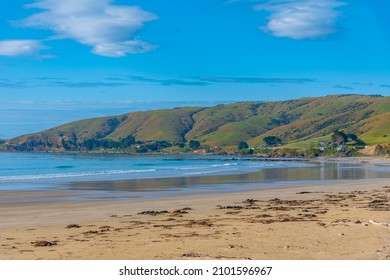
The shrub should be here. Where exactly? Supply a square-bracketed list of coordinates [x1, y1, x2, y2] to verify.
[263, 136, 283, 146]
[237, 141, 249, 150]
[189, 140, 201, 150]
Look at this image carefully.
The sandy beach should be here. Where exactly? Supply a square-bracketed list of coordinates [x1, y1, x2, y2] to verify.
[1, 178, 389, 260]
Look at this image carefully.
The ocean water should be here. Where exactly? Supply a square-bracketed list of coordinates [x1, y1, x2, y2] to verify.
[1, 152, 390, 201]
[0, 153, 309, 189]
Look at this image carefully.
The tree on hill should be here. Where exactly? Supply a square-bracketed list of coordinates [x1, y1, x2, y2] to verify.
[189, 140, 201, 150]
[237, 141, 249, 149]
[237, 141, 253, 154]
[332, 130, 347, 145]
[119, 135, 136, 148]
[263, 136, 283, 147]
[374, 145, 385, 156]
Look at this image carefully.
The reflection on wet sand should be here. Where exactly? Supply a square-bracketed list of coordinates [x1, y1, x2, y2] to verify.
[68, 161, 390, 195]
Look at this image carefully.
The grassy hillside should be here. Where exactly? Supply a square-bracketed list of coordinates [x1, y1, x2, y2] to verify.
[107, 107, 200, 143]
[2, 94, 390, 152]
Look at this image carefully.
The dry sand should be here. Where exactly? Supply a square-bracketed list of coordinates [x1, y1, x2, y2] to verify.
[1, 179, 389, 260]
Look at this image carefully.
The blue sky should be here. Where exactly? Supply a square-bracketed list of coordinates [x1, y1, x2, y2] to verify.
[0, 0, 389, 138]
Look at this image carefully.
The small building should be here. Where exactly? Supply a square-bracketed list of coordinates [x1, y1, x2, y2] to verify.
[336, 145, 346, 152]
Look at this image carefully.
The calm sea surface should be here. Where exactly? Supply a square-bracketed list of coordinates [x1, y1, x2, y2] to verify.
[1, 152, 390, 201]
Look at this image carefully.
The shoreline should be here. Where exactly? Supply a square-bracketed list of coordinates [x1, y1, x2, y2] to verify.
[1, 178, 389, 259]
[2, 156, 389, 201]
[1, 149, 390, 160]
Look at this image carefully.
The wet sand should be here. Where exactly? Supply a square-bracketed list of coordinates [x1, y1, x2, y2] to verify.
[1, 179, 389, 260]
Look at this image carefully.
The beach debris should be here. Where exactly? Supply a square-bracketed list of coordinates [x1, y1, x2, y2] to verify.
[65, 224, 80, 229]
[226, 205, 243, 210]
[186, 219, 213, 227]
[265, 206, 290, 211]
[217, 205, 243, 210]
[19, 250, 34, 253]
[255, 214, 272, 218]
[170, 207, 193, 216]
[99, 226, 112, 232]
[215, 255, 242, 260]
[225, 211, 241, 215]
[138, 210, 169, 216]
[369, 220, 389, 227]
[172, 209, 189, 215]
[332, 218, 351, 224]
[280, 216, 304, 222]
[324, 195, 343, 200]
[249, 212, 318, 224]
[83, 230, 99, 235]
[182, 252, 201, 258]
[257, 219, 276, 224]
[368, 197, 389, 211]
[242, 198, 259, 205]
[31, 240, 57, 247]
[99, 225, 111, 229]
[73, 239, 89, 242]
[153, 224, 175, 229]
[227, 244, 244, 249]
[297, 213, 317, 218]
[246, 206, 262, 210]
[267, 198, 319, 206]
[369, 199, 387, 205]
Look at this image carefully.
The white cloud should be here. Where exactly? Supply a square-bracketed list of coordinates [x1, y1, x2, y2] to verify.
[254, 0, 346, 39]
[22, 0, 157, 57]
[0, 40, 46, 57]
[92, 39, 156, 57]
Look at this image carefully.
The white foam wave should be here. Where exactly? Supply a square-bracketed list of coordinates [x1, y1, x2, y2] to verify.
[174, 166, 209, 170]
[175, 163, 238, 170]
[0, 169, 156, 181]
[211, 163, 238, 167]
[184, 167, 239, 176]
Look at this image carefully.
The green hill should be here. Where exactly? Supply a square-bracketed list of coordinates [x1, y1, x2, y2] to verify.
[2, 94, 390, 152]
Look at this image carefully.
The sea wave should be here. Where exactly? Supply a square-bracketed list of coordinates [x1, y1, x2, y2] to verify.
[0, 169, 156, 181]
[174, 163, 238, 170]
[174, 166, 209, 170]
[210, 163, 238, 167]
[184, 167, 239, 176]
